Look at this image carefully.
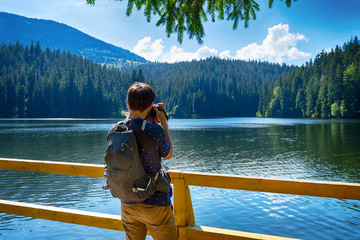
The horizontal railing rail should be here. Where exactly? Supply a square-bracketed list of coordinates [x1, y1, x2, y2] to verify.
[1, 157, 360, 239]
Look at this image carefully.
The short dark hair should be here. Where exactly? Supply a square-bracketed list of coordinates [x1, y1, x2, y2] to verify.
[127, 82, 155, 111]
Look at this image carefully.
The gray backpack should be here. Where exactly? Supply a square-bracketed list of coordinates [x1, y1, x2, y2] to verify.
[103, 119, 170, 205]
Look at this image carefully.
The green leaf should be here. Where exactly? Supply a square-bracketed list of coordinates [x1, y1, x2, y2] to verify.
[126, 0, 135, 16]
[86, 0, 293, 45]
[268, 0, 274, 8]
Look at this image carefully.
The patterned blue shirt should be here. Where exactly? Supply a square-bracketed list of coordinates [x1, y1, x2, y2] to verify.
[114, 118, 172, 206]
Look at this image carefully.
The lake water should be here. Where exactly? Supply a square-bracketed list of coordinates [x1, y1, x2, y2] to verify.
[0, 118, 359, 240]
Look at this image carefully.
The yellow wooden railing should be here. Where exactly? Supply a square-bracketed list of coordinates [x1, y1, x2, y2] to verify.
[1, 157, 360, 240]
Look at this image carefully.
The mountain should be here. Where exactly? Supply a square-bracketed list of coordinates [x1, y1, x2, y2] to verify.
[0, 41, 130, 118]
[0, 12, 146, 65]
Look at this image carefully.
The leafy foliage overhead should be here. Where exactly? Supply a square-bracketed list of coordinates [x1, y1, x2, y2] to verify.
[86, 0, 294, 44]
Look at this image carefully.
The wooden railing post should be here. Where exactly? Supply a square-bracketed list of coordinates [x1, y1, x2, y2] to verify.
[173, 172, 195, 229]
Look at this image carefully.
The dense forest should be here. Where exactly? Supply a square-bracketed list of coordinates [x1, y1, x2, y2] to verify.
[0, 41, 292, 118]
[2, 38, 359, 119]
[130, 59, 293, 118]
[258, 37, 360, 118]
[0, 41, 134, 118]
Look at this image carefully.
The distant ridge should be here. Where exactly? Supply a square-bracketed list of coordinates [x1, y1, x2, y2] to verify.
[0, 12, 146, 65]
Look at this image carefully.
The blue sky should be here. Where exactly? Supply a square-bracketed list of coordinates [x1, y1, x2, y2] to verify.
[1, 0, 360, 65]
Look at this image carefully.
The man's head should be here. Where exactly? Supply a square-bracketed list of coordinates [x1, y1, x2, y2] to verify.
[127, 82, 155, 112]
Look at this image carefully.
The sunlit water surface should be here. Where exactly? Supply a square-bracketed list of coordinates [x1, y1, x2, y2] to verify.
[0, 118, 359, 240]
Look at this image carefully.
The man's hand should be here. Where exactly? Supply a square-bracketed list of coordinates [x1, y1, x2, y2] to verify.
[154, 103, 172, 159]
[153, 103, 168, 127]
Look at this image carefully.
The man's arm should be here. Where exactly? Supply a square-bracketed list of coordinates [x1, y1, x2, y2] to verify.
[161, 121, 173, 160]
[154, 103, 173, 160]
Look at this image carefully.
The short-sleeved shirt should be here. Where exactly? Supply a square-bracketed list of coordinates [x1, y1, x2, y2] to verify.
[117, 118, 172, 206]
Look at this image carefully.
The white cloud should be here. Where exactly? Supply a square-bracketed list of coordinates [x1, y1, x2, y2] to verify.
[161, 45, 218, 63]
[233, 24, 311, 63]
[132, 37, 164, 62]
[133, 38, 219, 63]
[133, 37, 221, 63]
[196, 46, 218, 59]
[219, 50, 232, 60]
[133, 24, 310, 64]
[324, 47, 333, 53]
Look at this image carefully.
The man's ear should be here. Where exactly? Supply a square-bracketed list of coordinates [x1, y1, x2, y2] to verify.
[126, 99, 129, 108]
[146, 102, 153, 112]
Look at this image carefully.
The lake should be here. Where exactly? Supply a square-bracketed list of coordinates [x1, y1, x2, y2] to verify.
[0, 118, 359, 240]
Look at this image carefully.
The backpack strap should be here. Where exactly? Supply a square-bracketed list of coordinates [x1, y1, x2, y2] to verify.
[141, 120, 147, 131]
[126, 119, 161, 167]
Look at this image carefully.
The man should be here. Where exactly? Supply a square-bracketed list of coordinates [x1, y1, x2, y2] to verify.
[120, 82, 177, 240]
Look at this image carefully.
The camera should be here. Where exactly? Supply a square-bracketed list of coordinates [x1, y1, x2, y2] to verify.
[146, 105, 170, 122]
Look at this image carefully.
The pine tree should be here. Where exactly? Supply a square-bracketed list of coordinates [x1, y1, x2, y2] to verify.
[86, 0, 293, 44]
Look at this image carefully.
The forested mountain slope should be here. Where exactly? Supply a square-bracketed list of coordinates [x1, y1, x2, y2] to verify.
[0, 12, 146, 65]
[0, 42, 131, 118]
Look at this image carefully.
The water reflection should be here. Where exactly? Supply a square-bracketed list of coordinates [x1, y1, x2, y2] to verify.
[0, 118, 359, 240]
[0, 119, 112, 164]
[168, 119, 360, 183]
